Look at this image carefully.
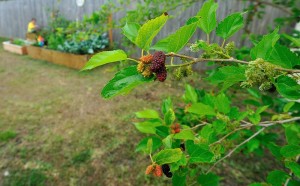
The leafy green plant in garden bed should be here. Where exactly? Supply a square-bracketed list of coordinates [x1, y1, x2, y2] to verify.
[82, 0, 300, 185]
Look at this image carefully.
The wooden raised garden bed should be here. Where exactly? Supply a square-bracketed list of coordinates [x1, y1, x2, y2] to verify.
[27, 46, 92, 70]
[2, 41, 27, 55]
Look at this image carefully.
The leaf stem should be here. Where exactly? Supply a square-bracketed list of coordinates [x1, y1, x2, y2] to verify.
[207, 33, 210, 44]
[141, 49, 144, 57]
[221, 39, 226, 48]
[127, 57, 140, 63]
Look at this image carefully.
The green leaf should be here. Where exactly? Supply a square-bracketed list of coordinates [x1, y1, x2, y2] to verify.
[267, 43, 300, 69]
[250, 28, 280, 61]
[146, 138, 153, 154]
[162, 135, 173, 149]
[133, 119, 162, 134]
[267, 170, 289, 186]
[200, 125, 214, 141]
[135, 136, 162, 153]
[135, 109, 160, 119]
[135, 13, 168, 51]
[151, 21, 198, 53]
[173, 128, 195, 140]
[286, 162, 300, 178]
[197, 173, 219, 186]
[247, 139, 260, 152]
[275, 75, 300, 100]
[197, 0, 218, 34]
[206, 66, 246, 91]
[283, 102, 295, 113]
[282, 34, 300, 47]
[186, 141, 214, 163]
[82, 50, 127, 70]
[216, 12, 244, 40]
[153, 148, 183, 165]
[267, 142, 283, 159]
[182, 84, 198, 103]
[162, 97, 173, 115]
[164, 109, 175, 126]
[187, 103, 216, 116]
[280, 145, 300, 157]
[101, 66, 153, 99]
[172, 169, 187, 186]
[170, 154, 188, 172]
[122, 22, 141, 44]
[215, 93, 231, 114]
[155, 126, 169, 138]
[284, 124, 300, 145]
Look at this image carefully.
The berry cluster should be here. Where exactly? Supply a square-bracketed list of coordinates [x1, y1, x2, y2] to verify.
[150, 51, 167, 82]
[137, 54, 153, 78]
[171, 123, 181, 134]
[145, 164, 163, 177]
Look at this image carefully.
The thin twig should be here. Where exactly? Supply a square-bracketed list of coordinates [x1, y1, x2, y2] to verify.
[206, 127, 266, 174]
[209, 124, 252, 146]
[165, 52, 300, 74]
[258, 117, 300, 126]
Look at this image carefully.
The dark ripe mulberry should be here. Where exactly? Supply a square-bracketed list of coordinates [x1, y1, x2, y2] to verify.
[150, 51, 166, 73]
[156, 68, 167, 82]
[162, 164, 172, 178]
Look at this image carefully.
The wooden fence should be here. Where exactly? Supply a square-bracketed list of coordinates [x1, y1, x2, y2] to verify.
[0, 0, 292, 53]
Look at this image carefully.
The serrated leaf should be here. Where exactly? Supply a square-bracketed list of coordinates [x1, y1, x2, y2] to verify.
[162, 135, 173, 149]
[267, 170, 289, 186]
[285, 162, 300, 178]
[215, 93, 231, 114]
[206, 66, 246, 91]
[280, 145, 300, 157]
[82, 50, 127, 70]
[146, 138, 153, 154]
[186, 16, 201, 25]
[153, 148, 183, 165]
[172, 170, 187, 186]
[284, 124, 300, 145]
[151, 21, 198, 53]
[133, 119, 162, 134]
[135, 136, 162, 153]
[162, 97, 173, 115]
[283, 102, 295, 113]
[216, 12, 244, 40]
[135, 109, 160, 119]
[267, 43, 300, 68]
[197, 173, 219, 186]
[122, 22, 141, 43]
[156, 126, 170, 138]
[275, 75, 300, 100]
[197, 0, 218, 34]
[283, 34, 300, 47]
[165, 109, 175, 126]
[250, 28, 280, 61]
[187, 103, 216, 116]
[170, 154, 187, 172]
[173, 128, 195, 140]
[135, 13, 168, 50]
[186, 141, 214, 163]
[182, 84, 198, 103]
[101, 66, 153, 99]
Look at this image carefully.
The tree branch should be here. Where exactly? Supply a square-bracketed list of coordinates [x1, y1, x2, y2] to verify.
[206, 127, 266, 174]
[165, 52, 300, 74]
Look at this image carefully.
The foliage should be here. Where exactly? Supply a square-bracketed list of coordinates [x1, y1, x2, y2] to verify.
[0, 130, 17, 142]
[37, 6, 112, 54]
[11, 39, 26, 46]
[83, 0, 300, 185]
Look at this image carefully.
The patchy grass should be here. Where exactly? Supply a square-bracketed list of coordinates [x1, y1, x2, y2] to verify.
[0, 130, 17, 142]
